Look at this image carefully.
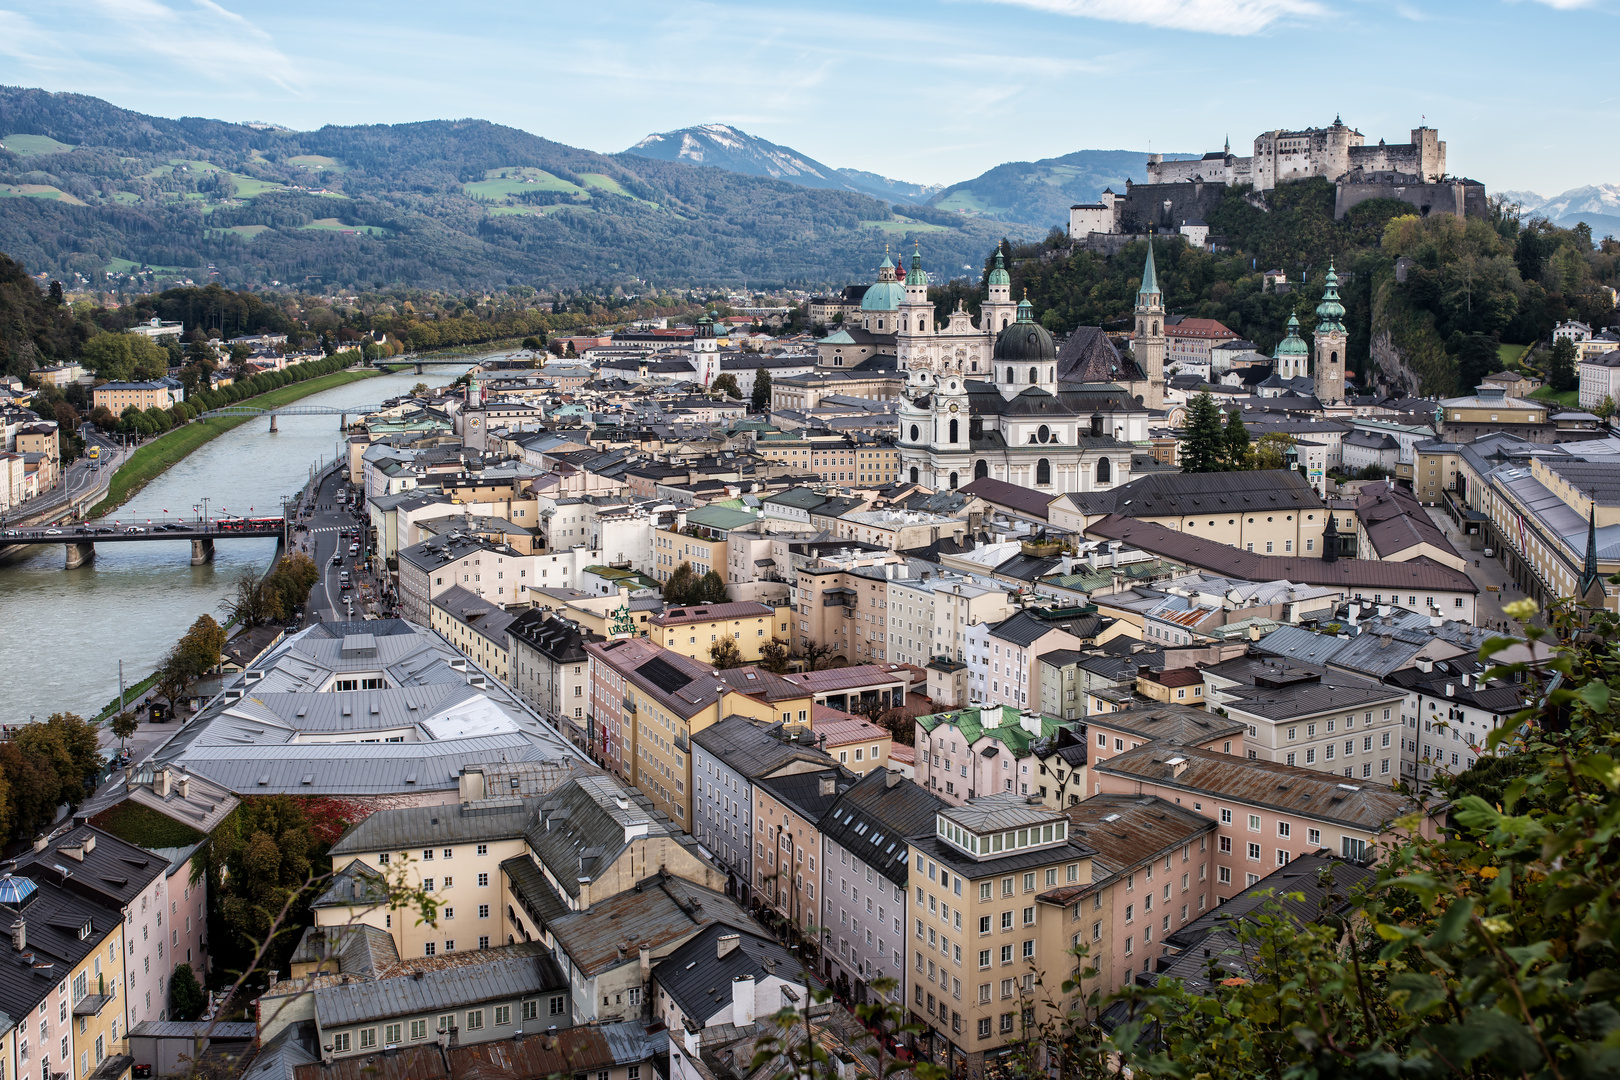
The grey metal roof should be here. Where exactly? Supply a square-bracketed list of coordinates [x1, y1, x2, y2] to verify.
[653, 924, 806, 1027]
[1088, 704, 1246, 746]
[548, 873, 756, 978]
[755, 768, 857, 826]
[14, 825, 167, 909]
[691, 716, 835, 779]
[941, 791, 1066, 834]
[310, 942, 567, 1028]
[129, 1021, 258, 1040]
[821, 771, 944, 887]
[331, 798, 540, 857]
[524, 774, 682, 901]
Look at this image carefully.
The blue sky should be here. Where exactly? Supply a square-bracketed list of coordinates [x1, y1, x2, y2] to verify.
[0, 0, 1610, 195]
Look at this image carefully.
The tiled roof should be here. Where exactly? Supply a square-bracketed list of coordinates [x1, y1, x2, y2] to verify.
[651, 601, 776, 627]
[1059, 795, 1216, 879]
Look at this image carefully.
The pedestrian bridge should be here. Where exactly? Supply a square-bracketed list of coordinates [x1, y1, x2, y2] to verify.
[194, 404, 388, 431]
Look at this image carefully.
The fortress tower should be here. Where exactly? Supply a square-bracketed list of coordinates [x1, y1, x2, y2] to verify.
[1313, 265, 1347, 404]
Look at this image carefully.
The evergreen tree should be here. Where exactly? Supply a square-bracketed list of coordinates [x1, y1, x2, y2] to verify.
[663, 562, 697, 605]
[168, 964, 205, 1021]
[1222, 408, 1251, 470]
[1545, 337, 1578, 392]
[1180, 393, 1227, 473]
[1455, 333, 1502, 393]
[696, 570, 729, 603]
[751, 367, 772, 412]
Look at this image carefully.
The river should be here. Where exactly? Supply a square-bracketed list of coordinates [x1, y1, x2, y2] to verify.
[0, 361, 475, 724]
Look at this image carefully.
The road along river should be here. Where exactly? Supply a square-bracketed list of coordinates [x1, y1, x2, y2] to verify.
[0, 362, 473, 724]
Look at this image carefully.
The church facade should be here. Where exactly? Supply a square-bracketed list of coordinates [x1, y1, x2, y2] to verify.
[894, 247, 1162, 494]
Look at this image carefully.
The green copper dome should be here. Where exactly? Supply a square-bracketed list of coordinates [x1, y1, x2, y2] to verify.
[906, 245, 927, 286]
[1274, 314, 1308, 358]
[861, 280, 905, 311]
[988, 249, 1010, 287]
[1315, 262, 1345, 332]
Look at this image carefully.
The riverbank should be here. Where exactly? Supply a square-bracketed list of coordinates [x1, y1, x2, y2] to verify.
[90, 367, 378, 518]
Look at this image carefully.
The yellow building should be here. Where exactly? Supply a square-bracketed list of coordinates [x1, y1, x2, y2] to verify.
[649, 600, 786, 662]
[429, 585, 513, 684]
[907, 795, 1095, 1072]
[1415, 442, 1462, 505]
[586, 638, 815, 828]
[92, 380, 179, 414]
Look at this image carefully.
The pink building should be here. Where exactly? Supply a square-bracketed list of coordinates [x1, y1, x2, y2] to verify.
[1093, 744, 1440, 905]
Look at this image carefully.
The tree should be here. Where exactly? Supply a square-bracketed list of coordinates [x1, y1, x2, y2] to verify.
[1222, 408, 1251, 470]
[708, 636, 744, 669]
[1253, 431, 1296, 471]
[663, 562, 698, 606]
[696, 570, 730, 604]
[220, 570, 285, 627]
[711, 373, 742, 399]
[801, 639, 836, 671]
[1544, 336, 1578, 392]
[521, 335, 544, 358]
[168, 963, 205, 1021]
[411, 382, 429, 396]
[1596, 394, 1616, 420]
[47, 280, 64, 306]
[1455, 332, 1502, 393]
[110, 711, 139, 751]
[752, 367, 772, 412]
[1180, 393, 1228, 472]
[207, 795, 320, 978]
[757, 637, 791, 674]
[13, 712, 103, 813]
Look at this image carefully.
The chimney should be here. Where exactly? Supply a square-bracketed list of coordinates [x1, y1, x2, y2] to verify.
[885, 770, 900, 788]
[717, 933, 741, 959]
[819, 776, 835, 797]
[82, 833, 96, 854]
[11, 917, 24, 952]
[732, 974, 756, 1027]
[1166, 756, 1189, 777]
[31, 834, 46, 853]
[175, 774, 190, 800]
[155, 768, 172, 798]
[1379, 633, 1393, 649]
[577, 877, 592, 909]
[638, 943, 652, 988]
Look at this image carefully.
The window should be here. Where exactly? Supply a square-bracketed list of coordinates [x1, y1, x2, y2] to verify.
[477, 844, 488, 855]
[1218, 866, 1231, 884]
[1247, 814, 1260, 832]
[494, 1006, 512, 1026]
[479, 906, 490, 920]
[478, 873, 489, 887]
[1247, 842, 1261, 860]
[359, 1029, 376, 1050]
[1219, 809, 1232, 824]
[550, 995, 568, 1015]
[1000, 911, 1013, 930]
[411, 1020, 428, 1040]
[333, 1034, 351, 1054]
[466, 1010, 484, 1031]
[1277, 821, 1291, 839]
[1307, 828, 1321, 845]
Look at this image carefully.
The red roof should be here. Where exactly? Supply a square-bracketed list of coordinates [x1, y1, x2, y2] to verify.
[1165, 318, 1236, 341]
[650, 601, 776, 627]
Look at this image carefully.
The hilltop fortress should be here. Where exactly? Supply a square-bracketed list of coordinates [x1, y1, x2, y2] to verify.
[1070, 118, 1486, 244]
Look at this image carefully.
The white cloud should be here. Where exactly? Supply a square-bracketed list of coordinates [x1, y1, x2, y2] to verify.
[1515, 0, 1594, 7]
[976, 0, 1326, 35]
[46, 0, 304, 93]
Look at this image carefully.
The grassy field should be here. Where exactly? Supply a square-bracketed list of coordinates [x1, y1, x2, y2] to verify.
[1530, 384, 1580, 408]
[209, 224, 273, 240]
[1499, 343, 1528, 367]
[1, 133, 76, 155]
[90, 368, 377, 517]
[870, 220, 950, 234]
[287, 154, 349, 172]
[227, 172, 285, 197]
[297, 217, 390, 235]
[0, 183, 85, 204]
[465, 167, 584, 202]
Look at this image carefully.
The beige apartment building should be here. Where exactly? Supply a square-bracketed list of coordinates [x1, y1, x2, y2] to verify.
[905, 794, 1098, 1074]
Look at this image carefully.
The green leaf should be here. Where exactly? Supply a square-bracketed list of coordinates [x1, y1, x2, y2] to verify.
[1430, 897, 1474, 946]
[1546, 884, 1600, 917]
[1577, 680, 1612, 714]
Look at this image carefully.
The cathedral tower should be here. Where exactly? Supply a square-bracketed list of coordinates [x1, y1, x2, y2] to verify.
[1313, 263, 1347, 404]
[1133, 242, 1166, 409]
[693, 312, 719, 387]
[1273, 314, 1309, 380]
[900, 244, 934, 340]
[982, 249, 1017, 336]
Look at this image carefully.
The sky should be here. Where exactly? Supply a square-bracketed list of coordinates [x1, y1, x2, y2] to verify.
[0, 0, 1612, 196]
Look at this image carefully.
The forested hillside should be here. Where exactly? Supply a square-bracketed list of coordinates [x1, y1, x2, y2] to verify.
[974, 180, 1618, 396]
[0, 87, 1024, 291]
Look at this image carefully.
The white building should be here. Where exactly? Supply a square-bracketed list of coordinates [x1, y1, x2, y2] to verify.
[1577, 350, 1620, 410]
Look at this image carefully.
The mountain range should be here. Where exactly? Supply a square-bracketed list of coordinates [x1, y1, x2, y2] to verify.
[1500, 184, 1620, 237]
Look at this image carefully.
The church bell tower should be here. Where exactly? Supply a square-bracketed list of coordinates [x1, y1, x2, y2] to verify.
[1133, 243, 1166, 408]
[1313, 264, 1347, 404]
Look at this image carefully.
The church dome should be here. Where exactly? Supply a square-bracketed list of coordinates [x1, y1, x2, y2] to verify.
[861, 253, 904, 312]
[1274, 314, 1308, 358]
[993, 298, 1056, 362]
[987, 249, 1010, 287]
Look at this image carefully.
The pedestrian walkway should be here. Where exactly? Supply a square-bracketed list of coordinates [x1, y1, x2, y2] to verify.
[1425, 506, 1535, 634]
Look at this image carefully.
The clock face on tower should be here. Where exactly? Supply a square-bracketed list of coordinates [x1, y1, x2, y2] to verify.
[949, 403, 959, 412]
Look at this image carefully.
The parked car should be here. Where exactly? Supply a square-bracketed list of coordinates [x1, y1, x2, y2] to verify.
[43, 528, 62, 535]
[124, 526, 145, 534]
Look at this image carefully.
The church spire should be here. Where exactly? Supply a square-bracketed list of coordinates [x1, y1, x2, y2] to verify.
[1579, 504, 1603, 601]
[1138, 241, 1160, 302]
[906, 242, 927, 286]
[1315, 262, 1345, 333]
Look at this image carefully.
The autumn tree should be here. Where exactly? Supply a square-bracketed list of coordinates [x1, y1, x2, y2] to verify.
[110, 711, 140, 751]
[1252, 432, 1297, 471]
[711, 373, 742, 399]
[11, 713, 103, 817]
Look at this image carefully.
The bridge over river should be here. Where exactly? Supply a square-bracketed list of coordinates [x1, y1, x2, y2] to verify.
[2, 519, 287, 567]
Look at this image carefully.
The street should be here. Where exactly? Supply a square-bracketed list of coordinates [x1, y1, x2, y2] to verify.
[291, 468, 385, 625]
[1424, 505, 1535, 635]
[0, 427, 128, 527]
